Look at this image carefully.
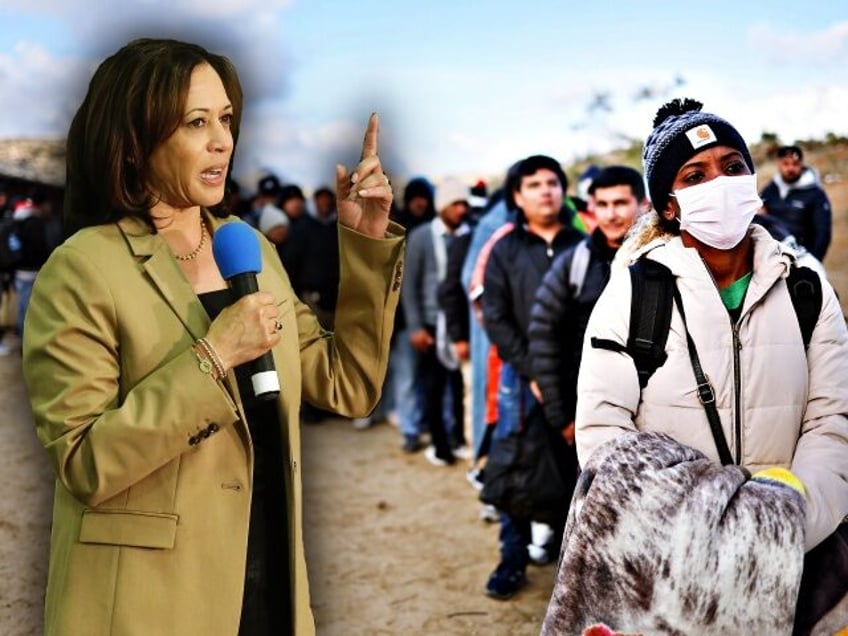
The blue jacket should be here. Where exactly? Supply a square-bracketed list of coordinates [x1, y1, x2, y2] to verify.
[760, 167, 831, 260]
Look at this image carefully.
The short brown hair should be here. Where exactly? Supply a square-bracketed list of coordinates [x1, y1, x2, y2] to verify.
[64, 38, 243, 235]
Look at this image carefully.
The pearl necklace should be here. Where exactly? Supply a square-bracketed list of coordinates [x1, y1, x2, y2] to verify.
[174, 218, 207, 261]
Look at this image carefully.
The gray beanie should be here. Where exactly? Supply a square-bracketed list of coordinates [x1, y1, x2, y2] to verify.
[642, 98, 754, 213]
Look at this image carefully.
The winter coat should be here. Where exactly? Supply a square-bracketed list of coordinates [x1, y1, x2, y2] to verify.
[23, 213, 404, 635]
[283, 213, 340, 312]
[760, 167, 832, 260]
[576, 223, 848, 551]
[402, 218, 467, 331]
[14, 212, 55, 271]
[528, 229, 618, 429]
[481, 219, 584, 378]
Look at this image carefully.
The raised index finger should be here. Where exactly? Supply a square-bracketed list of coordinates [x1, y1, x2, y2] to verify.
[360, 112, 379, 160]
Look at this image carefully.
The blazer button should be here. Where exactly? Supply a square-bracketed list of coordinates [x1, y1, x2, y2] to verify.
[207, 423, 220, 434]
[188, 435, 199, 446]
[199, 428, 210, 439]
[221, 480, 243, 492]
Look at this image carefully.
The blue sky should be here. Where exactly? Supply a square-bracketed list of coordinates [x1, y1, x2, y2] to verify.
[1, 1, 846, 195]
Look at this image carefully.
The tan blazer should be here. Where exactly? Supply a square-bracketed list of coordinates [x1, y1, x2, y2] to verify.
[22, 212, 404, 635]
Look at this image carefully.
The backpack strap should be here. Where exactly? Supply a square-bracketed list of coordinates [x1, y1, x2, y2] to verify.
[672, 286, 735, 466]
[627, 259, 674, 388]
[786, 265, 822, 349]
[590, 257, 674, 388]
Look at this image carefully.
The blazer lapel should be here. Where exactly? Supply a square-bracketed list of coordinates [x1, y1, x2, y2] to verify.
[117, 214, 250, 449]
[117, 215, 210, 341]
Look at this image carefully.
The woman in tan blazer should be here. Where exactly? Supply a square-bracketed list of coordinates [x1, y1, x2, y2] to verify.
[22, 38, 403, 635]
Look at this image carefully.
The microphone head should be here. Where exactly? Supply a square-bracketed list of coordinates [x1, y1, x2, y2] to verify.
[212, 221, 263, 280]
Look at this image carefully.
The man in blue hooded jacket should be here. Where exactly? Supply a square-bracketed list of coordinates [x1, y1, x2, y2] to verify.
[760, 145, 832, 261]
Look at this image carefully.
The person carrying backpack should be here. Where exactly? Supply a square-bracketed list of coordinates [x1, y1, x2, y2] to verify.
[528, 165, 648, 440]
[549, 98, 847, 634]
[478, 154, 585, 600]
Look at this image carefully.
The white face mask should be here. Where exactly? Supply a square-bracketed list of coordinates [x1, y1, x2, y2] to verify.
[671, 174, 762, 250]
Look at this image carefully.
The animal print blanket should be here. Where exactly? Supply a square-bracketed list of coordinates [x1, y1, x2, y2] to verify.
[541, 431, 808, 635]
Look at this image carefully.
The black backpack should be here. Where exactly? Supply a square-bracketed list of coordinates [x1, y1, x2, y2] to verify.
[592, 258, 823, 388]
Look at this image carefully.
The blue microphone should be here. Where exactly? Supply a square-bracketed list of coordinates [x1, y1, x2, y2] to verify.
[212, 221, 280, 401]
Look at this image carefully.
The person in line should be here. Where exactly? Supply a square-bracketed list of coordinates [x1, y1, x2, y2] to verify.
[529, 165, 647, 446]
[372, 177, 436, 447]
[462, 184, 516, 480]
[285, 185, 343, 424]
[286, 185, 340, 330]
[275, 183, 309, 273]
[566, 98, 847, 633]
[480, 154, 584, 599]
[460, 183, 517, 524]
[525, 166, 647, 570]
[401, 177, 471, 465]
[280, 183, 308, 222]
[246, 173, 290, 246]
[11, 188, 61, 341]
[760, 144, 832, 262]
[571, 164, 601, 234]
[392, 176, 436, 230]
[22, 37, 403, 636]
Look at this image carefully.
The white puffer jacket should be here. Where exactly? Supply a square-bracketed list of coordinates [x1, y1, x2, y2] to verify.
[576, 223, 848, 551]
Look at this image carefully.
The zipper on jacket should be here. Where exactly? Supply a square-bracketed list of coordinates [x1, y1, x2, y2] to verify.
[732, 322, 743, 464]
[699, 256, 744, 465]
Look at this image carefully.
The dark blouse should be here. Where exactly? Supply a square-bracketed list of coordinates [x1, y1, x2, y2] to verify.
[198, 290, 291, 635]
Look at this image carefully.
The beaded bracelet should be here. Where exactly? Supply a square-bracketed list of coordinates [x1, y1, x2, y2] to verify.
[192, 346, 217, 379]
[195, 337, 226, 380]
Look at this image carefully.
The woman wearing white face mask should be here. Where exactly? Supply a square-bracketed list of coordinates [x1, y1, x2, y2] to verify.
[549, 99, 848, 634]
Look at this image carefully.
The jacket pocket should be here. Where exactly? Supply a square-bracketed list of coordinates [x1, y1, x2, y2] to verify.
[79, 509, 179, 549]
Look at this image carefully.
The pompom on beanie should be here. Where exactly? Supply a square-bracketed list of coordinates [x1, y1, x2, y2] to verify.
[642, 98, 754, 213]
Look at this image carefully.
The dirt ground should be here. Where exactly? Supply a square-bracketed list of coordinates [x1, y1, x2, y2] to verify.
[0, 349, 554, 636]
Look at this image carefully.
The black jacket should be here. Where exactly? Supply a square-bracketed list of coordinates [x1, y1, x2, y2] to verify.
[481, 217, 583, 378]
[760, 168, 832, 260]
[16, 214, 55, 272]
[437, 233, 472, 343]
[281, 214, 340, 312]
[528, 229, 618, 429]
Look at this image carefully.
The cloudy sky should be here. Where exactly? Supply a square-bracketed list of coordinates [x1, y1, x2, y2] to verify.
[1, 1, 846, 195]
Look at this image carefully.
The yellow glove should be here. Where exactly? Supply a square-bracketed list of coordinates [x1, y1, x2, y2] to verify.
[751, 467, 806, 497]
